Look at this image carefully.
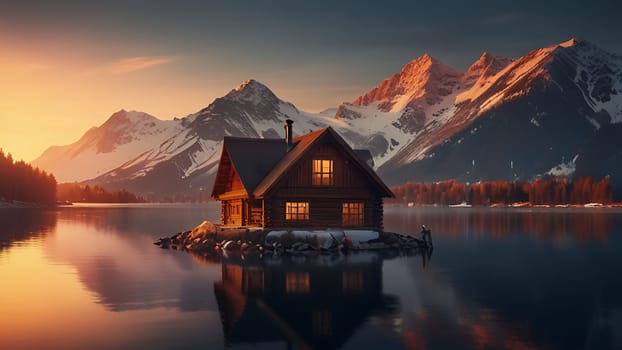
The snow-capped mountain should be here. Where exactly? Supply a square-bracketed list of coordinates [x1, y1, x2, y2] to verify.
[377, 38, 622, 186]
[33, 80, 357, 199]
[33, 38, 622, 198]
[332, 50, 512, 168]
[33, 110, 187, 182]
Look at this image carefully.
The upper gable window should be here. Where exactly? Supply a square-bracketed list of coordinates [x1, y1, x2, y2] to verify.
[312, 159, 333, 185]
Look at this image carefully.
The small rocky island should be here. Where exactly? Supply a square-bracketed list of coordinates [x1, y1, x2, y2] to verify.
[154, 221, 431, 258]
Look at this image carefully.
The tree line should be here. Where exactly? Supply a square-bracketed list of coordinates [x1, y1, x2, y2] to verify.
[0, 149, 56, 205]
[1, 148, 147, 205]
[57, 183, 147, 203]
[388, 176, 614, 206]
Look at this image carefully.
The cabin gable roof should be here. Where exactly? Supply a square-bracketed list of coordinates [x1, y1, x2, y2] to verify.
[252, 127, 394, 198]
[211, 137, 286, 197]
[211, 127, 394, 199]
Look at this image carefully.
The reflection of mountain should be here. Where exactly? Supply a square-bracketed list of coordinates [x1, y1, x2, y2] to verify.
[214, 253, 400, 349]
[396, 237, 622, 350]
[0, 209, 57, 252]
[41, 205, 222, 312]
[382, 207, 622, 350]
[384, 206, 616, 242]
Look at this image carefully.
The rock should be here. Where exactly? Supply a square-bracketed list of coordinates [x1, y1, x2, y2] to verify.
[326, 229, 346, 242]
[156, 238, 170, 249]
[223, 240, 241, 251]
[272, 242, 284, 253]
[243, 244, 260, 255]
[343, 230, 379, 244]
[188, 221, 218, 241]
[342, 236, 353, 249]
[265, 230, 287, 245]
[293, 242, 312, 251]
[158, 223, 429, 258]
[311, 231, 337, 250]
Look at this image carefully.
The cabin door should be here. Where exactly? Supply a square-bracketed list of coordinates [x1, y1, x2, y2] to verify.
[225, 199, 242, 226]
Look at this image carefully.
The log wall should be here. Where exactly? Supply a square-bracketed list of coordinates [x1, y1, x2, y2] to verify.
[264, 139, 385, 229]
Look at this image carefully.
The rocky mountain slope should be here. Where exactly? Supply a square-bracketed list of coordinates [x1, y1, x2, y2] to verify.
[377, 38, 622, 187]
[32, 38, 622, 198]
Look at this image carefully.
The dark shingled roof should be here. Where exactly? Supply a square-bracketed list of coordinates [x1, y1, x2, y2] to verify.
[212, 127, 393, 198]
[253, 127, 393, 198]
[212, 137, 286, 196]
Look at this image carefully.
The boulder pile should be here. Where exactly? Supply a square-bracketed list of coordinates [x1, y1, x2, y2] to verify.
[154, 220, 430, 257]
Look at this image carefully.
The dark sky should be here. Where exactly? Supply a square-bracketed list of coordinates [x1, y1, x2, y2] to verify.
[4, 0, 620, 63]
[2, 0, 621, 104]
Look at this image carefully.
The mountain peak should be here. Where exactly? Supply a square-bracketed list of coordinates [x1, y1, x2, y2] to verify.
[419, 53, 434, 63]
[477, 52, 494, 61]
[399, 53, 444, 75]
[99, 110, 159, 135]
[224, 79, 278, 105]
[463, 52, 512, 84]
[351, 53, 463, 116]
[559, 37, 587, 48]
[234, 79, 264, 92]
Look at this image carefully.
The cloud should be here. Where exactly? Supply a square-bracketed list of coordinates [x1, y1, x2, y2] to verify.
[82, 55, 178, 76]
[106, 56, 177, 74]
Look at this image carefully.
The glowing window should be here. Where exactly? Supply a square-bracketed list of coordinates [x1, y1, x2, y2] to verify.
[245, 269, 264, 293]
[342, 202, 364, 226]
[312, 159, 334, 185]
[312, 310, 332, 337]
[286, 272, 310, 294]
[342, 270, 364, 293]
[285, 202, 309, 221]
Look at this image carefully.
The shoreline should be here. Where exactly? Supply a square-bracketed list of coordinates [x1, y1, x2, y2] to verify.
[154, 221, 431, 258]
[0, 201, 55, 209]
[388, 202, 622, 209]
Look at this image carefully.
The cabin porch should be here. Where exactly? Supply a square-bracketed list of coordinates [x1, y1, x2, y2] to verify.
[221, 198, 264, 227]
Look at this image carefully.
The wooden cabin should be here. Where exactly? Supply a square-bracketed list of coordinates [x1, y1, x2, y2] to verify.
[211, 120, 394, 229]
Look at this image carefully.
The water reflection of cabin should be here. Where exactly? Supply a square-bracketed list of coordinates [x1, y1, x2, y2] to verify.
[214, 254, 396, 349]
[211, 120, 394, 229]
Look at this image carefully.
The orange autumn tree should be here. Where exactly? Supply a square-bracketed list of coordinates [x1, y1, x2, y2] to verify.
[388, 176, 613, 206]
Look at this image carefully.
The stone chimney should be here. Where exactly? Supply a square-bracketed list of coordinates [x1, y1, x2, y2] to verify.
[284, 119, 293, 151]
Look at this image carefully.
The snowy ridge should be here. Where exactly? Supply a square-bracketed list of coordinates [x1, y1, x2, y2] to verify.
[384, 38, 622, 169]
[32, 38, 622, 197]
[561, 38, 622, 123]
[33, 110, 186, 182]
[335, 50, 513, 166]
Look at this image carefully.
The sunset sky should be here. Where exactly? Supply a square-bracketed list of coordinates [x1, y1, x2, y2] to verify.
[1, 0, 621, 162]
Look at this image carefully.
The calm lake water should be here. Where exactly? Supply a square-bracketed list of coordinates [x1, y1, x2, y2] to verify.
[1, 204, 621, 350]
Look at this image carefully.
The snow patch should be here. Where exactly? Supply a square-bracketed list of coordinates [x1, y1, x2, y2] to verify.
[548, 160, 576, 177]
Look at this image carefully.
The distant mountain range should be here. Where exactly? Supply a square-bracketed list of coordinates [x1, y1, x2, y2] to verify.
[32, 38, 622, 199]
